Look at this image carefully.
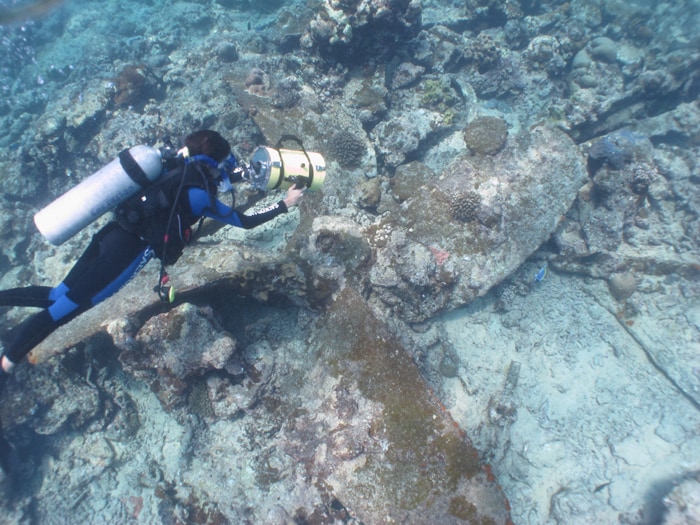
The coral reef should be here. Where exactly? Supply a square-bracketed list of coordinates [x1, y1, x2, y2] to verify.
[372, 108, 445, 168]
[112, 64, 161, 109]
[461, 0, 524, 22]
[271, 75, 302, 109]
[607, 272, 636, 302]
[463, 116, 509, 156]
[214, 41, 239, 63]
[420, 77, 460, 111]
[118, 303, 238, 412]
[390, 61, 425, 90]
[587, 129, 650, 170]
[342, 72, 389, 125]
[662, 475, 700, 525]
[466, 33, 503, 74]
[355, 177, 382, 210]
[449, 189, 482, 223]
[301, 0, 422, 62]
[0, 0, 699, 523]
[328, 128, 367, 168]
[217, 0, 285, 11]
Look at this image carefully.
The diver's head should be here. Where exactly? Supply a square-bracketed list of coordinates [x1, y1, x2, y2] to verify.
[184, 130, 231, 162]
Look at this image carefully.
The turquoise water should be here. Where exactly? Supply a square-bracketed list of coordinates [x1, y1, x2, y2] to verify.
[0, 0, 699, 523]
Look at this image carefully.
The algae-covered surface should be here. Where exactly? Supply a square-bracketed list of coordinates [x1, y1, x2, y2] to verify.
[319, 288, 509, 523]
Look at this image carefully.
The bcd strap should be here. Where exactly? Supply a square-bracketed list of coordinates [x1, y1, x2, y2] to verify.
[119, 148, 152, 189]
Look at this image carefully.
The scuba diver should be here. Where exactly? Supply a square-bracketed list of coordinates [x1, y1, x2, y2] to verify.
[0, 129, 305, 372]
[0, 130, 304, 471]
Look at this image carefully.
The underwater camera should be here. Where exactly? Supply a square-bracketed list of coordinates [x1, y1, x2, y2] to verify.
[246, 135, 326, 192]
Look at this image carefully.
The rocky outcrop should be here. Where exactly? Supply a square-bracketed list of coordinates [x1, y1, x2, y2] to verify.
[8, 286, 513, 523]
[366, 125, 588, 322]
[301, 0, 422, 62]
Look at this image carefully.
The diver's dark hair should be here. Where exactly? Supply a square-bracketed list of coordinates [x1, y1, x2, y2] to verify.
[185, 130, 231, 162]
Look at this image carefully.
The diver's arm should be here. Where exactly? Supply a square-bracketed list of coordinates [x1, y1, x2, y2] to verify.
[187, 187, 301, 229]
[282, 185, 305, 208]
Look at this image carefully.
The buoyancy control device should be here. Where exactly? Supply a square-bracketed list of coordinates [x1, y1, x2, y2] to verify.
[34, 145, 164, 245]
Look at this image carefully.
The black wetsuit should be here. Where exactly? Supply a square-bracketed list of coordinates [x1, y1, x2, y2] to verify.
[0, 162, 288, 366]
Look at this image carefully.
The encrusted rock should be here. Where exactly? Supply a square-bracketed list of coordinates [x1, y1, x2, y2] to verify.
[271, 76, 302, 109]
[118, 303, 237, 411]
[369, 125, 588, 321]
[215, 41, 239, 62]
[586, 129, 651, 170]
[391, 61, 425, 89]
[0, 356, 101, 436]
[662, 475, 700, 525]
[390, 161, 435, 203]
[466, 33, 502, 73]
[0, 198, 34, 264]
[356, 177, 382, 211]
[103, 388, 141, 441]
[588, 36, 618, 63]
[608, 272, 636, 301]
[306, 215, 371, 272]
[342, 72, 388, 125]
[373, 109, 443, 168]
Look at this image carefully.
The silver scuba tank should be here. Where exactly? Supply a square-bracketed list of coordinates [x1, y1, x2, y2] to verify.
[34, 145, 164, 245]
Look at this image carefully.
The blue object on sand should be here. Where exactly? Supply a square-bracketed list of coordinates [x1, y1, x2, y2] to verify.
[535, 263, 548, 282]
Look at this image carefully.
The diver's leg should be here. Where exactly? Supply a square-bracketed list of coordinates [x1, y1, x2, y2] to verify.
[1, 224, 149, 372]
[0, 225, 117, 310]
[0, 287, 54, 308]
[62, 225, 151, 307]
[60, 223, 116, 288]
[0, 226, 108, 371]
[1, 309, 70, 371]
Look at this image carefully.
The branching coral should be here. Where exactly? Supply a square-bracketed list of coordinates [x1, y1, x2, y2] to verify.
[329, 129, 367, 167]
[449, 190, 482, 223]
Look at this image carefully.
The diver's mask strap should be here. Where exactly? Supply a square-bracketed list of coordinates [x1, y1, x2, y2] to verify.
[218, 153, 238, 173]
[187, 154, 219, 168]
[187, 153, 239, 184]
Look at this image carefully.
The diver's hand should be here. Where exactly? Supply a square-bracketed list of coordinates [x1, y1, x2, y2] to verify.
[283, 186, 305, 208]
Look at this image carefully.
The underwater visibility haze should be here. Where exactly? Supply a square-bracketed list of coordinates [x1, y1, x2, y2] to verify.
[0, 0, 699, 523]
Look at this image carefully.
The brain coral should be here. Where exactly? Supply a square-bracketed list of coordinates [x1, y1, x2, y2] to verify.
[449, 190, 482, 223]
[463, 116, 508, 156]
[329, 130, 367, 168]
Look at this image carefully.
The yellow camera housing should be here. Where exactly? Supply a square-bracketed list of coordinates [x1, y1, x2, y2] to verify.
[250, 146, 326, 192]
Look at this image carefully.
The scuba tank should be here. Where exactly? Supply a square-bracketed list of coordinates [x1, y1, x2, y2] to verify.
[34, 145, 164, 245]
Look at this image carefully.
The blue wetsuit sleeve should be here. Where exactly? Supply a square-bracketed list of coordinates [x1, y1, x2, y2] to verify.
[187, 187, 288, 229]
